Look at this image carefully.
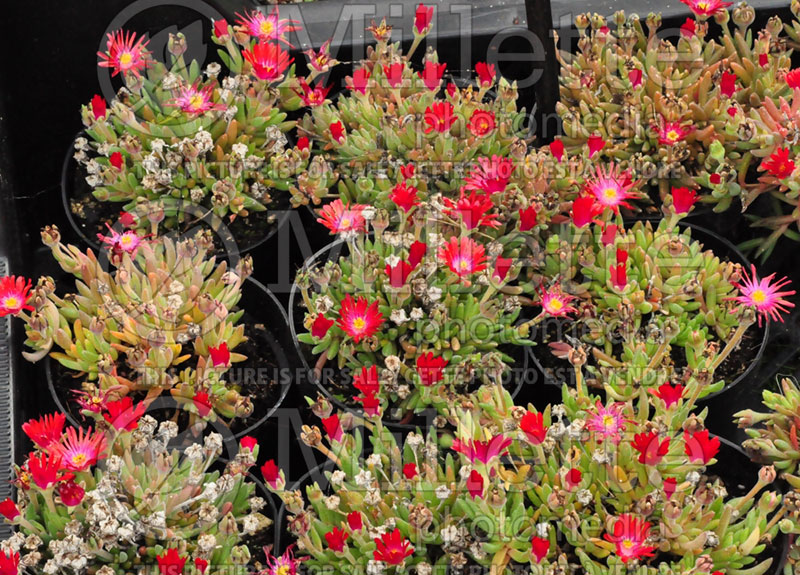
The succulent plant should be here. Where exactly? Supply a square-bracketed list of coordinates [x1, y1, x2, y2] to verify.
[0, 413, 268, 574]
[265, 377, 797, 575]
[76, 12, 307, 230]
[9, 225, 256, 424]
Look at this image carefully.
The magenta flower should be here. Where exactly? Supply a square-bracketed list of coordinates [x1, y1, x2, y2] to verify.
[730, 265, 795, 326]
[452, 434, 512, 464]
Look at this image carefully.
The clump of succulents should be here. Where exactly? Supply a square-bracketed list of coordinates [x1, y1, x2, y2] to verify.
[0, 412, 268, 574]
[737, 377, 800, 486]
[291, 4, 527, 208]
[264, 378, 797, 575]
[522, 189, 796, 399]
[5, 225, 256, 424]
[556, 3, 793, 211]
[77, 9, 308, 230]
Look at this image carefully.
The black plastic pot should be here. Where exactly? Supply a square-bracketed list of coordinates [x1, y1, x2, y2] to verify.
[288, 239, 530, 433]
[61, 132, 295, 259]
[528, 221, 769, 402]
[45, 276, 291, 439]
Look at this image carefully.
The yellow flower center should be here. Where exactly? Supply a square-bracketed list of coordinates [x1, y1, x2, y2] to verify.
[549, 299, 563, 311]
[697, 1, 709, 9]
[260, 20, 274, 35]
[603, 415, 615, 428]
[352, 317, 366, 331]
[188, 93, 206, 110]
[622, 539, 634, 549]
[119, 52, 133, 67]
[120, 236, 133, 246]
[751, 289, 766, 304]
[3, 296, 19, 309]
[603, 187, 618, 200]
[72, 453, 87, 467]
[666, 130, 680, 142]
[277, 567, 290, 575]
[340, 217, 351, 228]
[459, 260, 469, 270]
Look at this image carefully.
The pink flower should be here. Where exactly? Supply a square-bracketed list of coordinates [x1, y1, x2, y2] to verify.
[317, 199, 366, 235]
[236, 8, 298, 45]
[475, 62, 496, 86]
[604, 515, 657, 563]
[609, 248, 628, 291]
[730, 265, 795, 326]
[97, 30, 150, 77]
[321, 414, 343, 442]
[759, 53, 769, 68]
[171, 81, 224, 115]
[684, 429, 720, 464]
[628, 68, 643, 88]
[208, 342, 231, 367]
[97, 224, 144, 256]
[632, 432, 670, 465]
[671, 187, 699, 214]
[337, 295, 384, 343]
[657, 117, 692, 146]
[329, 121, 346, 143]
[680, 0, 732, 17]
[305, 40, 336, 72]
[466, 469, 484, 499]
[295, 78, 331, 107]
[424, 101, 455, 134]
[262, 547, 302, 575]
[571, 196, 601, 228]
[416, 352, 448, 386]
[550, 139, 565, 161]
[720, 70, 737, 97]
[348, 68, 371, 94]
[443, 191, 499, 229]
[452, 435, 512, 464]
[586, 401, 628, 443]
[463, 156, 514, 195]
[584, 164, 636, 212]
[531, 536, 549, 563]
[90, 95, 107, 120]
[587, 134, 606, 157]
[53, 427, 107, 471]
[390, 182, 419, 212]
[438, 237, 488, 281]
[0, 276, 32, 317]
[414, 4, 435, 35]
[242, 42, 293, 82]
[418, 61, 446, 91]
[538, 283, 577, 317]
[311, 315, 334, 339]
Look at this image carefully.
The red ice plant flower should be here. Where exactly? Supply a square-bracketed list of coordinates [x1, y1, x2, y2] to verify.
[452, 435, 512, 464]
[171, 81, 225, 115]
[531, 537, 550, 563]
[317, 199, 366, 235]
[586, 401, 628, 444]
[195, 558, 209, 574]
[97, 225, 144, 256]
[321, 414, 343, 442]
[193, 392, 212, 417]
[0, 276, 33, 317]
[720, 70, 737, 97]
[261, 459, 283, 489]
[520, 411, 547, 444]
[671, 187, 699, 214]
[384, 62, 405, 88]
[311, 315, 334, 339]
[730, 265, 795, 326]
[329, 121, 346, 143]
[242, 43, 293, 82]
[424, 101, 455, 134]
[156, 548, 187, 575]
[0, 499, 19, 521]
[390, 182, 419, 212]
[353, 366, 380, 397]
[385, 260, 415, 287]
[240, 436, 258, 452]
[601, 223, 618, 246]
[650, 383, 685, 408]
[374, 529, 414, 565]
[584, 164, 636, 212]
[54, 427, 107, 471]
[681, 18, 697, 37]
[295, 78, 331, 107]
[0, 551, 19, 575]
[632, 432, 670, 465]
[28, 451, 65, 490]
[443, 191, 499, 229]
[417, 61, 446, 91]
[408, 241, 427, 267]
[609, 248, 628, 291]
[604, 515, 657, 563]
[109, 151, 124, 170]
[684, 429, 720, 463]
[296, 136, 310, 151]
[628, 68, 643, 87]
[236, 8, 298, 45]
[208, 342, 231, 367]
[463, 156, 514, 194]
[467, 469, 484, 499]
[213, 19, 229, 40]
[97, 30, 150, 77]
[263, 547, 303, 575]
[337, 295, 384, 343]
[22, 413, 66, 449]
[325, 527, 349, 552]
[494, 257, 512, 281]
[403, 463, 418, 479]
[761, 147, 796, 180]
[438, 237, 488, 280]
[565, 468, 582, 489]
[59, 481, 86, 506]
[786, 69, 800, 89]
[571, 196, 601, 228]
[680, 0, 732, 17]
[90, 94, 107, 120]
[519, 206, 537, 231]
[587, 134, 606, 157]
[348, 511, 363, 531]
[657, 117, 692, 146]
[414, 3, 434, 35]
[538, 283, 577, 317]
[305, 40, 336, 72]
[103, 397, 146, 431]
[467, 109, 496, 137]
[348, 68, 371, 94]
[663, 477, 677, 499]
[416, 352, 448, 386]
[475, 62, 496, 86]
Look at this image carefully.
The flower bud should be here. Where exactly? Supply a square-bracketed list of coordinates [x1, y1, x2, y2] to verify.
[759, 465, 777, 484]
[40, 225, 61, 246]
[168, 33, 188, 57]
[732, 3, 755, 26]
